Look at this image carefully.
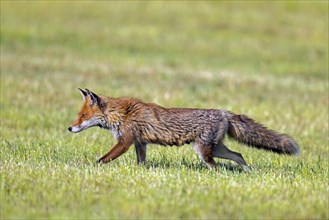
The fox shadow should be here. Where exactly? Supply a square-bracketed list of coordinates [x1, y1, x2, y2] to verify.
[144, 157, 248, 173]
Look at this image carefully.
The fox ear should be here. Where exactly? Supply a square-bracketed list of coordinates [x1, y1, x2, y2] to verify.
[85, 88, 101, 107]
[78, 88, 87, 100]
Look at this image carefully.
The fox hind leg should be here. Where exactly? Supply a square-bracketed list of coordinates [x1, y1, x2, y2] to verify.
[135, 142, 147, 164]
[212, 143, 249, 170]
[193, 142, 217, 170]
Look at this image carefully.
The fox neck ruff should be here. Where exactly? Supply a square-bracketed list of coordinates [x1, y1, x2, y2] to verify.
[100, 113, 123, 139]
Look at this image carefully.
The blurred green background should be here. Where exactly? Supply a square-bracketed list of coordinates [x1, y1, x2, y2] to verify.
[1, 1, 328, 219]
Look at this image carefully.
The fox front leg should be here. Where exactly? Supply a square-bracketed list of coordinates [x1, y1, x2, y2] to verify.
[98, 137, 133, 164]
[135, 142, 147, 164]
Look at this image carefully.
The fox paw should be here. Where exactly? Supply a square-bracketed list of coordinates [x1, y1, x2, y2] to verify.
[241, 165, 251, 172]
[97, 158, 104, 164]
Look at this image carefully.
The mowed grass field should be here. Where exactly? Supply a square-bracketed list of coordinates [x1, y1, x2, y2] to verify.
[1, 1, 328, 219]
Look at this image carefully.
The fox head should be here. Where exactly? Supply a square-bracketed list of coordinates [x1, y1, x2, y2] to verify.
[68, 88, 106, 133]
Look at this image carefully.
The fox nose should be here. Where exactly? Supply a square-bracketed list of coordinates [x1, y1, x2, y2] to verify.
[68, 127, 72, 132]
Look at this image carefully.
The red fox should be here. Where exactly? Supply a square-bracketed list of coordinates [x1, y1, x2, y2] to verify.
[68, 88, 300, 170]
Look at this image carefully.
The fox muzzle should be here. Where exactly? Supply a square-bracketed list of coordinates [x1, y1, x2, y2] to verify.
[68, 117, 103, 133]
[68, 126, 83, 133]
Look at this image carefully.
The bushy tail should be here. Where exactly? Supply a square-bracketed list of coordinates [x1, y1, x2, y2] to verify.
[227, 113, 300, 155]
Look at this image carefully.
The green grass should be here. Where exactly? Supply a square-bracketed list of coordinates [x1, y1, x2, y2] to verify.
[1, 1, 328, 219]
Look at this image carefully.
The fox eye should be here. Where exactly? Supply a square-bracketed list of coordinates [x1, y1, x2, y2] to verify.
[82, 114, 87, 118]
